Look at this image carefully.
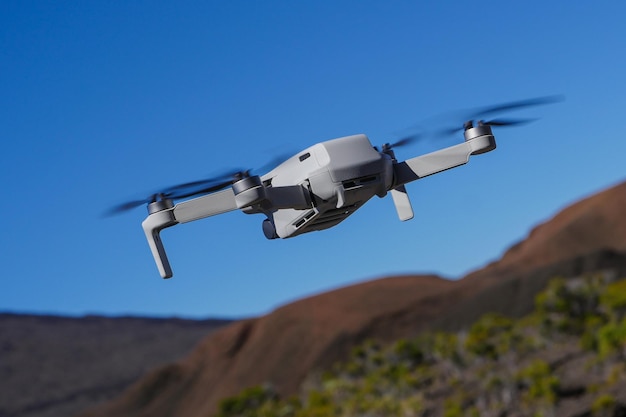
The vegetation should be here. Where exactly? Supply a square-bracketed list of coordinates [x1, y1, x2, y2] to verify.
[215, 275, 626, 417]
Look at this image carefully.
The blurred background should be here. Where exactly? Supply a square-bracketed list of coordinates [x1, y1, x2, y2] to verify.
[1, 0, 625, 319]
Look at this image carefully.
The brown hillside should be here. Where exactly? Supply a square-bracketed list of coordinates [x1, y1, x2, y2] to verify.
[79, 179, 626, 417]
[78, 275, 455, 417]
[464, 179, 626, 285]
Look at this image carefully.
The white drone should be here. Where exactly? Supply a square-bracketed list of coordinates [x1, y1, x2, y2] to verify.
[111, 97, 559, 278]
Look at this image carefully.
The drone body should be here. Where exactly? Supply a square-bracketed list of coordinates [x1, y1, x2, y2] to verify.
[110, 96, 560, 278]
[141, 125, 496, 278]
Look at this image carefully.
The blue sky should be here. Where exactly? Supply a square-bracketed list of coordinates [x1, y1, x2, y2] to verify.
[2, 1, 625, 319]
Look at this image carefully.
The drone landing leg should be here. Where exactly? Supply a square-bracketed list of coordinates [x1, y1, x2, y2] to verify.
[142, 209, 177, 279]
[390, 185, 414, 221]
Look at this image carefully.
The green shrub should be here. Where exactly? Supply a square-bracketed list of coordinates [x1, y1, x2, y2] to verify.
[306, 390, 331, 407]
[433, 332, 463, 364]
[392, 338, 425, 365]
[442, 398, 464, 417]
[343, 359, 365, 377]
[603, 363, 625, 387]
[596, 320, 626, 359]
[516, 360, 560, 405]
[600, 280, 626, 320]
[581, 314, 606, 351]
[535, 276, 605, 336]
[591, 393, 616, 417]
[464, 313, 514, 360]
[217, 385, 281, 417]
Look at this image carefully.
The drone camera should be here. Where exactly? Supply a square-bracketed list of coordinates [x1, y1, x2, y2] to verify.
[262, 219, 279, 239]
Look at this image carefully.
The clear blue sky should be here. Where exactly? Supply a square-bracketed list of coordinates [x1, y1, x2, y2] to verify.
[2, 1, 625, 319]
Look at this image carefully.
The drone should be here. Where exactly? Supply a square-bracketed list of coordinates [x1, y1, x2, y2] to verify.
[111, 96, 560, 278]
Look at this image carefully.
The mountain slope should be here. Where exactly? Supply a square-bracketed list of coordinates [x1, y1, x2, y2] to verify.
[214, 276, 626, 417]
[465, 180, 626, 284]
[79, 179, 626, 417]
[78, 275, 456, 417]
[0, 314, 231, 417]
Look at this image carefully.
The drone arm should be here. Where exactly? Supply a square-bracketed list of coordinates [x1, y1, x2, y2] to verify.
[393, 134, 496, 187]
[141, 189, 239, 279]
[172, 188, 238, 223]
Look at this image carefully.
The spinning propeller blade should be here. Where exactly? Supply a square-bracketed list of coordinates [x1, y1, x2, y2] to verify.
[104, 170, 250, 216]
[161, 170, 245, 200]
[106, 152, 291, 216]
[106, 197, 158, 215]
[387, 136, 418, 149]
[468, 95, 564, 120]
[435, 95, 563, 138]
[480, 118, 537, 127]
[382, 134, 424, 152]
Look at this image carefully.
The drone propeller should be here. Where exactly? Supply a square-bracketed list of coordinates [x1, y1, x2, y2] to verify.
[467, 95, 563, 120]
[107, 197, 161, 214]
[478, 118, 537, 127]
[383, 136, 419, 151]
[104, 170, 244, 216]
[438, 117, 539, 136]
[414, 95, 563, 140]
[106, 152, 292, 216]
[160, 172, 247, 200]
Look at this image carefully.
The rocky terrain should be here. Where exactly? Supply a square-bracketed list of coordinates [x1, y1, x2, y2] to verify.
[0, 315, 231, 417]
[215, 275, 626, 417]
[76, 179, 626, 417]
